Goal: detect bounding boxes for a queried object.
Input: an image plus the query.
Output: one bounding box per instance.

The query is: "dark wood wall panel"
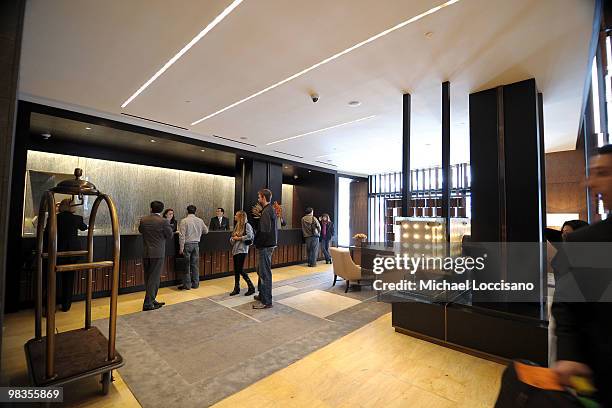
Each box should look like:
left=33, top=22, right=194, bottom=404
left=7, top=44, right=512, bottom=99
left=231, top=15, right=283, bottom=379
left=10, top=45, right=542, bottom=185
left=349, top=179, right=368, bottom=239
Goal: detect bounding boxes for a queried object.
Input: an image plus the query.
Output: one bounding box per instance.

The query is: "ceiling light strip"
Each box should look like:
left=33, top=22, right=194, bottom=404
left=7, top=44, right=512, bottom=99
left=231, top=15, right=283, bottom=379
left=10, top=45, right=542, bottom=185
left=191, top=0, right=460, bottom=125
left=121, top=0, right=244, bottom=108
left=266, top=115, right=376, bottom=145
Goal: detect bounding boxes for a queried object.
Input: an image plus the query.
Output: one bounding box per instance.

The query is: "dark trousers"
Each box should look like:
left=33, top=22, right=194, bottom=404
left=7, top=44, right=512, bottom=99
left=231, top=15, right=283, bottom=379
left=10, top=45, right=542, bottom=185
left=233, top=253, right=254, bottom=290
left=321, top=239, right=331, bottom=262
left=143, top=257, right=164, bottom=308
left=43, top=257, right=76, bottom=312
left=256, top=247, right=274, bottom=305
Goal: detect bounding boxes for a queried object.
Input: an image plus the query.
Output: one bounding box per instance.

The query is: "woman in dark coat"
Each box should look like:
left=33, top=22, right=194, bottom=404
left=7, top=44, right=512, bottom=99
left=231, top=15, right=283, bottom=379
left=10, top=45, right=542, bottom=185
left=319, top=213, right=335, bottom=264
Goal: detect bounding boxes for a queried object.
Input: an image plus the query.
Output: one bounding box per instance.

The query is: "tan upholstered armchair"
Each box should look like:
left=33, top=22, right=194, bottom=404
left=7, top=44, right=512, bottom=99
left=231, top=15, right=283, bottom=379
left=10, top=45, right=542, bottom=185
left=330, top=247, right=372, bottom=293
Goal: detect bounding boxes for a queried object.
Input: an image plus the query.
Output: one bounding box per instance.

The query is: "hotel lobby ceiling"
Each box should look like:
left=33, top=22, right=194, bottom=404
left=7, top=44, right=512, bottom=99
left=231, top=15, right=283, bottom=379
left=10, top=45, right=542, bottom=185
left=18, top=0, right=594, bottom=175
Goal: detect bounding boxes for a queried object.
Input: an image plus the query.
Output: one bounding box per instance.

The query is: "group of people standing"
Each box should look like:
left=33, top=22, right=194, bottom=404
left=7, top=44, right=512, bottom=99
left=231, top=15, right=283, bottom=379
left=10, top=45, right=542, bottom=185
left=301, top=208, right=335, bottom=267
left=138, top=188, right=280, bottom=311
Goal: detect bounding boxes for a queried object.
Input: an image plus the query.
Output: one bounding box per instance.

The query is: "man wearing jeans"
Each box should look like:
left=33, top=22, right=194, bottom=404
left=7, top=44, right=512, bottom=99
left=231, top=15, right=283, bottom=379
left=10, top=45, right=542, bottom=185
left=253, top=189, right=277, bottom=309
left=301, top=207, right=321, bottom=267
left=178, top=205, right=208, bottom=290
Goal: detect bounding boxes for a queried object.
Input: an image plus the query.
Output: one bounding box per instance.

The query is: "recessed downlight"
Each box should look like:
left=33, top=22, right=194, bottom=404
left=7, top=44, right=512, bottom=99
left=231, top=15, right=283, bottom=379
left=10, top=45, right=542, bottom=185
left=191, top=0, right=461, bottom=125
left=200, top=149, right=206, bottom=152
left=120, top=0, right=244, bottom=108
left=85, top=127, right=92, bottom=130
left=150, top=139, right=157, bottom=143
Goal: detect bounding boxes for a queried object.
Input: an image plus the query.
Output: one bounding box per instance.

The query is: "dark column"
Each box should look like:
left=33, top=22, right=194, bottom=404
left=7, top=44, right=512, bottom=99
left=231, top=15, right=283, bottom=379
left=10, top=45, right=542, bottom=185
left=267, top=162, right=282, bottom=205
left=470, top=78, right=546, bottom=315
left=441, top=82, right=451, bottom=243
left=401, top=93, right=411, bottom=217
left=0, top=0, right=25, bottom=349
left=235, top=158, right=283, bottom=220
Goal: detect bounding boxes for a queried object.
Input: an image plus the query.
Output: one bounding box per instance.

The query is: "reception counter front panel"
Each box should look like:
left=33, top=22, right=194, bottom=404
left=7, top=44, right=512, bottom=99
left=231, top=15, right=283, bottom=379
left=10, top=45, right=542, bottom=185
left=18, top=229, right=310, bottom=305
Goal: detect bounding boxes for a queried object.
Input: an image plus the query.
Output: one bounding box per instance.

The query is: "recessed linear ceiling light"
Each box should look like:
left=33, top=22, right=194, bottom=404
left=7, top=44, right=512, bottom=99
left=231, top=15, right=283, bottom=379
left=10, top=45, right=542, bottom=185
left=191, top=0, right=460, bottom=125
left=266, top=115, right=376, bottom=146
left=120, top=0, right=244, bottom=108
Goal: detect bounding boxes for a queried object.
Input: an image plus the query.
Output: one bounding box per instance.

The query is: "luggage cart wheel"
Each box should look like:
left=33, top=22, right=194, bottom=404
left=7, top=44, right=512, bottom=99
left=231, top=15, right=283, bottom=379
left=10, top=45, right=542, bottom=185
left=101, top=371, right=111, bottom=395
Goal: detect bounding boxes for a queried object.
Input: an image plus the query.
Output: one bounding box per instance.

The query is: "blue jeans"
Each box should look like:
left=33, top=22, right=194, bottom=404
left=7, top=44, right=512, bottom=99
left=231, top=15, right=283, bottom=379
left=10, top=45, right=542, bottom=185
left=305, top=237, right=319, bottom=266
left=183, top=242, right=200, bottom=288
left=257, top=247, right=274, bottom=305
left=321, top=238, right=331, bottom=262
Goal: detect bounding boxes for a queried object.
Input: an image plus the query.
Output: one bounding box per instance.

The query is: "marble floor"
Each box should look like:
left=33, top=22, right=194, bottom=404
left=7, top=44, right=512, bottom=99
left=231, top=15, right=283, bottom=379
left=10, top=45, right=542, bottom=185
left=1, top=261, right=505, bottom=407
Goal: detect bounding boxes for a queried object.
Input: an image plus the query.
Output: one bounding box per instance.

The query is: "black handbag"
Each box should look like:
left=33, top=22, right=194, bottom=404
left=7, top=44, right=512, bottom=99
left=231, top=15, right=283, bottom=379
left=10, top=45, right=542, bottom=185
left=494, top=361, right=587, bottom=408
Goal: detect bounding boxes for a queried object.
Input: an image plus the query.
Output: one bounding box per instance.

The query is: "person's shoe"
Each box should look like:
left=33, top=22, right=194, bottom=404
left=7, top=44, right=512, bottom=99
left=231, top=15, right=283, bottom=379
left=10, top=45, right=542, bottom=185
left=61, top=304, right=72, bottom=312
left=252, top=303, right=272, bottom=309
left=253, top=294, right=261, bottom=301
left=229, top=288, right=240, bottom=296
left=142, top=304, right=162, bottom=311
left=154, top=301, right=165, bottom=306
left=244, top=288, right=255, bottom=296
left=177, top=285, right=191, bottom=290
left=191, top=284, right=199, bottom=289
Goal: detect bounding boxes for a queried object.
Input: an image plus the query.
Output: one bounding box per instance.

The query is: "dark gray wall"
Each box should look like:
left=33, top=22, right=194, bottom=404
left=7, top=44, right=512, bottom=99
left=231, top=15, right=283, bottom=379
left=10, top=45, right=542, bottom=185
left=0, top=0, right=25, bottom=366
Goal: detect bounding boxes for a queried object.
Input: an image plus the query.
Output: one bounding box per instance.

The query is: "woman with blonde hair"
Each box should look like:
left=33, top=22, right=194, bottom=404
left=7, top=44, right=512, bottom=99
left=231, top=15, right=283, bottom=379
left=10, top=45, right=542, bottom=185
left=229, top=210, right=255, bottom=296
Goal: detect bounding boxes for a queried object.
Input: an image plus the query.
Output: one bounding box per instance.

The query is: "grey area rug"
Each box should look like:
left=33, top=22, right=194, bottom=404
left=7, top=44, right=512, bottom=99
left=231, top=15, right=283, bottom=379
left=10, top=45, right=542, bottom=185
left=94, top=272, right=389, bottom=408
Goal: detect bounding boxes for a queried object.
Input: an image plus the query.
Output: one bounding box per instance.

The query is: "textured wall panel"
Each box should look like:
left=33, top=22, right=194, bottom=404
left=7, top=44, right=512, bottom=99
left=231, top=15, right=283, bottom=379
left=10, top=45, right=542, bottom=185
left=281, top=184, right=294, bottom=228
left=24, top=151, right=234, bottom=235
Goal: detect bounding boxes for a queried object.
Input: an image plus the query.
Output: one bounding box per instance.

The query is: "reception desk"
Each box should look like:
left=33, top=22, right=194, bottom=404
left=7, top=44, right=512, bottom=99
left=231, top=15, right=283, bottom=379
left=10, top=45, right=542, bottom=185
left=18, top=229, right=310, bottom=306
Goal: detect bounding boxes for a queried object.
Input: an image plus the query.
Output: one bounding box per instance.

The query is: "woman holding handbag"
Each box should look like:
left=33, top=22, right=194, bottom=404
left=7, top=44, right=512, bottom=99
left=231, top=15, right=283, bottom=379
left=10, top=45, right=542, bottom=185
left=229, top=210, right=256, bottom=296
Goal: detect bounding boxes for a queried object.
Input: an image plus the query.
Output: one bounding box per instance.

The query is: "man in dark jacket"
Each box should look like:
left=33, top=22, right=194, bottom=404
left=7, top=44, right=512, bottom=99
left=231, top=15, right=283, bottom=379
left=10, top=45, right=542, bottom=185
left=139, top=200, right=173, bottom=311
left=253, top=189, right=277, bottom=309
left=209, top=207, right=230, bottom=231
left=552, top=145, right=612, bottom=406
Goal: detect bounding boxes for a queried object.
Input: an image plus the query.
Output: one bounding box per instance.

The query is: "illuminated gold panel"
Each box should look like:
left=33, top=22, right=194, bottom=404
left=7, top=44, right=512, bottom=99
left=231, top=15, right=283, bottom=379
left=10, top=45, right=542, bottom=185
left=24, top=151, right=234, bottom=236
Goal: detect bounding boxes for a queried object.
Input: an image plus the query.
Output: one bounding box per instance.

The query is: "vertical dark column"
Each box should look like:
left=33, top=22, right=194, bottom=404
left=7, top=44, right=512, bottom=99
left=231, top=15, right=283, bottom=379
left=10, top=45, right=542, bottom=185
left=401, top=93, right=411, bottom=217
left=470, top=88, right=501, bottom=242
left=0, top=0, right=25, bottom=344
left=441, top=82, right=451, bottom=243
left=234, top=158, right=245, bottom=210
left=267, top=162, right=282, bottom=205
left=503, top=79, right=542, bottom=243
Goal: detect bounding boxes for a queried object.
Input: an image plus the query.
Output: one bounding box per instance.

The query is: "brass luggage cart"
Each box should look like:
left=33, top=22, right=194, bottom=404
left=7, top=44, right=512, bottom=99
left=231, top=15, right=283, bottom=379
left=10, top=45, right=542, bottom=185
left=24, top=168, right=124, bottom=395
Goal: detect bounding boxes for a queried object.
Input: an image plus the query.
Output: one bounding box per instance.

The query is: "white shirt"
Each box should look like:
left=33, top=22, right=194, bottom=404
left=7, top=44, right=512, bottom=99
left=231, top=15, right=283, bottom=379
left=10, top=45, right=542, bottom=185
left=179, top=214, right=209, bottom=251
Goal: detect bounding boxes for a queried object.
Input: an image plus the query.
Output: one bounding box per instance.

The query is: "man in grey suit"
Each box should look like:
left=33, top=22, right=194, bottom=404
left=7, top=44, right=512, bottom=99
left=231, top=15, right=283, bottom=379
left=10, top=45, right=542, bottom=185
left=138, top=200, right=173, bottom=311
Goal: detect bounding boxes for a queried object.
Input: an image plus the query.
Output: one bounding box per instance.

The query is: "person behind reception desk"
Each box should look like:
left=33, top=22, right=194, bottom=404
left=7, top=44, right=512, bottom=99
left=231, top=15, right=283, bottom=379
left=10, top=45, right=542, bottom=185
left=552, top=144, right=612, bottom=407
left=178, top=205, right=208, bottom=290
left=319, top=213, right=335, bottom=264
left=253, top=188, right=277, bottom=309
left=49, top=198, right=88, bottom=312
left=139, top=200, right=173, bottom=311
left=229, top=210, right=255, bottom=296
left=163, top=208, right=178, bottom=232
left=301, top=207, right=321, bottom=267
left=209, top=207, right=230, bottom=231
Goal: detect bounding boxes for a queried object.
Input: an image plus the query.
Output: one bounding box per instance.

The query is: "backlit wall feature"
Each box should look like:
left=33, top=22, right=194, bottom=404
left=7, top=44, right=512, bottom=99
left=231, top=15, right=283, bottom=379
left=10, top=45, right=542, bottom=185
left=23, top=151, right=234, bottom=236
